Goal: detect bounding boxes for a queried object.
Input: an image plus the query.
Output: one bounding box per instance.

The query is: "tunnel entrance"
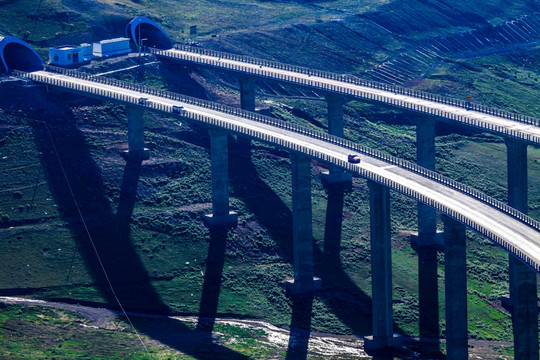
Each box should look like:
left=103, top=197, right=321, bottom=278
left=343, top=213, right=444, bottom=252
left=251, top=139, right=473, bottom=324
left=0, top=36, right=44, bottom=73
left=126, top=17, right=173, bottom=51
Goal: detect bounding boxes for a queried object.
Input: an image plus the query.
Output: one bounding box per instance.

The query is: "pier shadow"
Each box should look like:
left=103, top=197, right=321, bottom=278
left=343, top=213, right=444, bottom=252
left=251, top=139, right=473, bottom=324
left=196, top=226, right=229, bottom=333
left=30, top=109, right=248, bottom=359
left=318, top=180, right=374, bottom=334
left=230, top=138, right=293, bottom=259
left=285, top=293, right=314, bottom=360
left=32, top=115, right=168, bottom=313
left=229, top=140, right=428, bottom=358
left=314, top=245, right=374, bottom=335
left=116, top=158, right=143, bottom=221
left=229, top=139, right=372, bottom=335
left=323, top=181, right=347, bottom=262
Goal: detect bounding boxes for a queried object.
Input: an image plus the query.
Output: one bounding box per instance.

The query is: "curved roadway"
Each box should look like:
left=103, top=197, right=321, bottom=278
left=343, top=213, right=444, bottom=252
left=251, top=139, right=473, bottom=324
left=151, top=47, right=540, bottom=145
left=17, top=69, right=540, bottom=273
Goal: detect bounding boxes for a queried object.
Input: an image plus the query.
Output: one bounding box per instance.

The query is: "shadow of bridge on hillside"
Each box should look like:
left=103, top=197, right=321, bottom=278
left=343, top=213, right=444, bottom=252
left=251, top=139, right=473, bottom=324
left=229, top=139, right=388, bottom=358
left=31, top=110, right=249, bottom=359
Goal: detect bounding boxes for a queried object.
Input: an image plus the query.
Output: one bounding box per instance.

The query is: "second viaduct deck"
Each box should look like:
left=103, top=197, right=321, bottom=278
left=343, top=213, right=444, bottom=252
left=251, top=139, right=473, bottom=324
left=151, top=46, right=540, bottom=145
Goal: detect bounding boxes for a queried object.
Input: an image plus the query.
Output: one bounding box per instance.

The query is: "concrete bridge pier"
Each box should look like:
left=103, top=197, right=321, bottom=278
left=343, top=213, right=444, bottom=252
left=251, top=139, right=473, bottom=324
left=505, top=138, right=538, bottom=360
left=237, top=76, right=256, bottom=154
left=442, top=215, right=467, bottom=360
left=322, top=94, right=351, bottom=262
left=365, top=181, right=400, bottom=351
left=412, top=116, right=441, bottom=345
left=321, top=94, right=352, bottom=184
left=240, top=76, right=256, bottom=111
left=124, top=105, right=149, bottom=161
left=204, top=129, right=238, bottom=227
left=287, top=153, right=320, bottom=295
left=323, top=182, right=346, bottom=263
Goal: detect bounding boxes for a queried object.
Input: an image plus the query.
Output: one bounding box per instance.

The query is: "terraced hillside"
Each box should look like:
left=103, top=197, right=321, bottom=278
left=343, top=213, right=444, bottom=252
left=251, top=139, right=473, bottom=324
left=0, top=0, right=539, bottom=358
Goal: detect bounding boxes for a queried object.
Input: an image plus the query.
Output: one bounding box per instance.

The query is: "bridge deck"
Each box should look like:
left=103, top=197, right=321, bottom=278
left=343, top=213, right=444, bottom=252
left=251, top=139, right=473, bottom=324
left=23, top=69, right=540, bottom=272
left=153, top=47, right=540, bottom=145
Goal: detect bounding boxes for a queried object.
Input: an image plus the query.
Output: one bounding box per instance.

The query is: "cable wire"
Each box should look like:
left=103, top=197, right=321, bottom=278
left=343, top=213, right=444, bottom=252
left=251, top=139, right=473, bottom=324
left=44, top=122, right=152, bottom=358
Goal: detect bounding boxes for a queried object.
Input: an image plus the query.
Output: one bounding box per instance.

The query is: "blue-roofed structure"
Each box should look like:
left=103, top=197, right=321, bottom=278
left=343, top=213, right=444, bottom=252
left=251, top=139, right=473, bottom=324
left=0, top=35, right=44, bottom=73
left=126, top=17, right=173, bottom=51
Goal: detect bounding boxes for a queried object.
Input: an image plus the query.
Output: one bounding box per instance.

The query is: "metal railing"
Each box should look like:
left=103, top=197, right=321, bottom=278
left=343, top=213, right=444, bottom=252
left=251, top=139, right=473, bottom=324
left=12, top=67, right=540, bottom=272
left=15, top=66, right=540, bottom=232
left=150, top=46, right=540, bottom=141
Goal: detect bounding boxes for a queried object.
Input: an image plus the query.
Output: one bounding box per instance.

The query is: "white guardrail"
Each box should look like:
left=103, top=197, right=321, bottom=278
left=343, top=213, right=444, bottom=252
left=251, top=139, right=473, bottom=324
left=150, top=45, right=540, bottom=144
left=12, top=66, right=540, bottom=272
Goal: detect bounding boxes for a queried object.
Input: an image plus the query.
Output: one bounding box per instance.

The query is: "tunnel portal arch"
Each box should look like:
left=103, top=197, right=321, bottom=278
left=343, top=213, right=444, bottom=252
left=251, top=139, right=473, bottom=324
left=126, top=17, right=173, bottom=51
left=0, top=36, right=44, bottom=73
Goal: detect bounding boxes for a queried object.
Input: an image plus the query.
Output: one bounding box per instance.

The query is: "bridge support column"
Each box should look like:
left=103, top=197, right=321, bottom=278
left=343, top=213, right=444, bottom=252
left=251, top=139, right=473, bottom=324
left=413, top=116, right=441, bottom=345
left=365, top=181, right=400, bottom=351
left=322, top=94, right=350, bottom=262
left=240, top=76, right=256, bottom=111
left=442, top=215, right=467, bottom=360
left=323, top=182, right=346, bottom=263
left=124, top=106, right=149, bottom=161
left=505, top=138, right=538, bottom=360
left=287, top=153, right=320, bottom=295
left=321, top=94, right=352, bottom=184
left=204, top=129, right=238, bottom=227
left=237, top=76, right=256, bottom=154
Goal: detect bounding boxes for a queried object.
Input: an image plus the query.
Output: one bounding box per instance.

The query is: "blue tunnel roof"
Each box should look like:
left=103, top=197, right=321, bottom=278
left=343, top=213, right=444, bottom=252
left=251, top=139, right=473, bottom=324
left=0, top=36, right=44, bottom=73
left=126, top=17, right=173, bottom=50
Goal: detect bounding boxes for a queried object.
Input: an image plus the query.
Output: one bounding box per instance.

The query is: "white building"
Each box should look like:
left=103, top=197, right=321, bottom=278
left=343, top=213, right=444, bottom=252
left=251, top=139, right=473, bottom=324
left=92, top=38, right=131, bottom=57
left=49, top=43, right=93, bottom=66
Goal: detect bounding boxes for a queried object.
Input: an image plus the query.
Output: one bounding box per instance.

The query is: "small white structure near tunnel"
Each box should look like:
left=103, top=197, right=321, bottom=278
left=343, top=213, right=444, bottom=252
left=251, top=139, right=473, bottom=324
left=92, top=38, right=131, bottom=58
left=49, top=37, right=131, bottom=66
left=49, top=43, right=93, bottom=66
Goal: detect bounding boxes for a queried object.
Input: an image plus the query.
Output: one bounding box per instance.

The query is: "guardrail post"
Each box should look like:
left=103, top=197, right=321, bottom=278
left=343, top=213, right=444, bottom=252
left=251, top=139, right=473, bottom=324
left=286, top=153, right=321, bottom=295
left=504, top=138, right=538, bottom=360
left=442, top=215, right=467, bottom=360
left=123, top=105, right=149, bottom=161
left=204, top=129, right=238, bottom=227
left=412, top=116, right=442, bottom=348
left=365, top=181, right=401, bottom=351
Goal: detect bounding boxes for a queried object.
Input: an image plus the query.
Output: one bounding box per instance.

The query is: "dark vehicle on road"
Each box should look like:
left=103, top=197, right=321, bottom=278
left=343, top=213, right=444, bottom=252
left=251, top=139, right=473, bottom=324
left=348, top=154, right=361, bottom=163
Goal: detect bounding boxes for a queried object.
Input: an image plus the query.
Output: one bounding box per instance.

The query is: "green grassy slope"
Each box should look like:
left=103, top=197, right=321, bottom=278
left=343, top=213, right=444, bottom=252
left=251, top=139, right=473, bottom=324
left=1, top=0, right=540, bottom=358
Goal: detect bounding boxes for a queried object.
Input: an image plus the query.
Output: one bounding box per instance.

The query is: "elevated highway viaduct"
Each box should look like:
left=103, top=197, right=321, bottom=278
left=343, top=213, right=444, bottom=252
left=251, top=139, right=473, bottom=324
left=1, top=28, right=539, bottom=358
left=10, top=65, right=540, bottom=359
left=149, top=46, right=540, bottom=360
left=123, top=19, right=540, bottom=357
